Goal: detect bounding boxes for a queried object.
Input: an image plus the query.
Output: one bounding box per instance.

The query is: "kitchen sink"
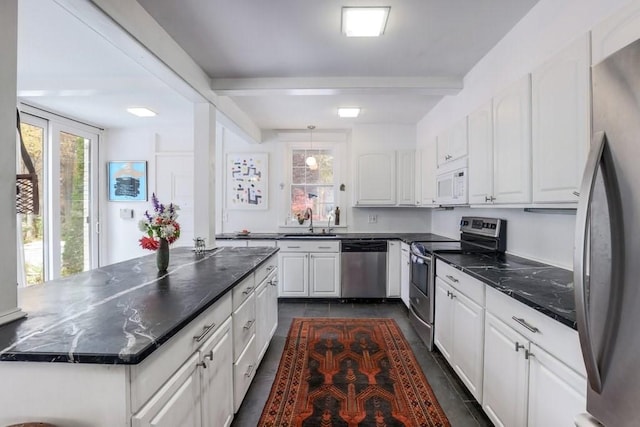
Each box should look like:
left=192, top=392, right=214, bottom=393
left=281, top=233, right=337, bottom=238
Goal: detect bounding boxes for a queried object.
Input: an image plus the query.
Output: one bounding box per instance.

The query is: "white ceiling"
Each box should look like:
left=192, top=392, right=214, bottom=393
left=17, top=0, right=193, bottom=130
left=137, top=0, right=540, bottom=130
left=16, top=0, right=539, bottom=132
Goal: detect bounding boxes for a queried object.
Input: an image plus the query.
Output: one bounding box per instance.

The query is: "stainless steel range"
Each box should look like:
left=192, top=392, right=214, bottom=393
left=409, top=217, right=507, bottom=350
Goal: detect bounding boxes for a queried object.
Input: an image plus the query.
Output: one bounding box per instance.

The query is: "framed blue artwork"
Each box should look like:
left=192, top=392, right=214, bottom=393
left=108, top=161, right=148, bottom=201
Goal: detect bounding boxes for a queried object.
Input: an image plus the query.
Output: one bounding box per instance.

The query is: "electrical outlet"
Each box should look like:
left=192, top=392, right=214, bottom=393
left=368, top=214, right=378, bottom=224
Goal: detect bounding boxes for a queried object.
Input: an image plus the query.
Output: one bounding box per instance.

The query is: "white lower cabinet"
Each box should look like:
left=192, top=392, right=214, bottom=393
left=255, top=268, right=278, bottom=361
left=133, top=318, right=235, bottom=427
left=482, top=312, right=529, bottom=427
left=482, top=286, right=586, bottom=427
left=132, top=352, right=203, bottom=427
left=278, top=240, right=340, bottom=297
left=434, top=261, right=485, bottom=402
left=201, top=319, right=234, bottom=427
left=386, top=240, right=401, bottom=297
left=400, top=243, right=410, bottom=308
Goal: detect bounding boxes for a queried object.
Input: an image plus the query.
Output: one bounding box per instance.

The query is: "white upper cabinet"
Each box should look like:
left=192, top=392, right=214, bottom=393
left=354, top=152, right=396, bottom=206
left=532, top=34, right=590, bottom=203
left=492, top=75, right=532, bottom=204
left=397, top=149, right=418, bottom=205
left=437, top=118, right=468, bottom=166
left=420, top=137, right=438, bottom=206
left=468, top=101, right=494, bottom=204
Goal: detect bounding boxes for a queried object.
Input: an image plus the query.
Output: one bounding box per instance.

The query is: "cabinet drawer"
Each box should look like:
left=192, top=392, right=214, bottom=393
left=129, top=292, right=232, bottom=412
left=436, top=259, right=485, bottom=305
left=255, top=256, right=278, bottom=285
left=232, top=274, right=256, bottom=311
left=233, top=334, right=257, bottom=412
left=277, top=240, right=339, bottom=252
left=486, top=286, right=585, bottom=376
left=233, top=293, right=256, bottom=360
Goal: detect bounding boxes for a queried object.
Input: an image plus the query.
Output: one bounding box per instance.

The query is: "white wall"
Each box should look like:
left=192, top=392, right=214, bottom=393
left=418, top=0, right=634, bottom=269
left=103, top=124, right=193, bottom=265
left=215, top=122, right=431, bottom=234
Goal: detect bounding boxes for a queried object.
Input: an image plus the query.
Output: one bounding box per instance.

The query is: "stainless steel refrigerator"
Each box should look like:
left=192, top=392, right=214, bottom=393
left=574, top=37, right=640, bottom=427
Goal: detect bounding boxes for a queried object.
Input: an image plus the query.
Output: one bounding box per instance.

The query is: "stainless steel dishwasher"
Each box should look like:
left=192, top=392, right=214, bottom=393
left=340, top=240, right=387, bottom=298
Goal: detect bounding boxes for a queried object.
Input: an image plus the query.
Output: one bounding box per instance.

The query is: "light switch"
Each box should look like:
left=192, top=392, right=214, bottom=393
left=120, top=208, right=134, bottom=219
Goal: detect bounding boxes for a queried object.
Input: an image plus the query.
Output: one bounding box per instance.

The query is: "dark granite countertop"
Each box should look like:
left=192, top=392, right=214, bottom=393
left=0, top=247, right=278, bottom=364
left=435, top=252, right=576, bottom=329
left=216, top=232, right=456, bottom=244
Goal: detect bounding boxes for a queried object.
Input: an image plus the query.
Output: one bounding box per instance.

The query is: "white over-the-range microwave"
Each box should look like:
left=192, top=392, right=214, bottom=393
left=435, top=158, right=468, bottom=205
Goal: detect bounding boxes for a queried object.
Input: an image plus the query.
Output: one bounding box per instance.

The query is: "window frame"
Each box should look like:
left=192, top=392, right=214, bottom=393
left=286, top=141, right=343, bottom=226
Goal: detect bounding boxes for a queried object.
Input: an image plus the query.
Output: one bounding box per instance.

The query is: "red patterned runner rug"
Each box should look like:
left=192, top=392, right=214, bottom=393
left=258, top=318, right=450, bottom=427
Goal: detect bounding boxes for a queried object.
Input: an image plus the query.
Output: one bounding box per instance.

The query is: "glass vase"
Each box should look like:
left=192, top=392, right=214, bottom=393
left=156, top=238, right=170, bottom=272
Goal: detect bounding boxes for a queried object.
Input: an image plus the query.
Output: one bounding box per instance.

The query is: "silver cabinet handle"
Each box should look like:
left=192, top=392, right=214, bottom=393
left=204, top=350, right=214, bottom=360
left=574, top=131, right=612, bottom=394
left=269, top=278, right=279, bottom=287
left=244, top=364, right=255, bottom=377
left=317, top=246, right=332, bottom=249
left=511, top=316, right=539, bottom=333
left=490, top=196, right=496, bottom=201
left=266, top=265, right=275, bottom=272
left=242, top=286, right=255, bottom=295
left=515, top=342, right=525, bottom=352
left=197, top=361, right=207, bottom=369
left=446, top=290, right=451, bottom=298
left=445, top=274, right=459, bottom=283
left=573, top=191, right=580, bottom=197
left=193, top=323, right=216, bottom=342
left=287, top=246, right=301, bottom=249
left=525, top=349, right=533, bottom=360
left=243, top=319, right=255, bottom=330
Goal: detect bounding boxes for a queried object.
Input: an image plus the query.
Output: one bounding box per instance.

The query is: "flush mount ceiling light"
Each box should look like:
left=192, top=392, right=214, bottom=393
left=306, top=125, right=318, bottom=170
left=338, top=107, right=361, bottom=118
left=127, top=107, right=157, bottom=117
left=341, top=7, right=390, bottom=37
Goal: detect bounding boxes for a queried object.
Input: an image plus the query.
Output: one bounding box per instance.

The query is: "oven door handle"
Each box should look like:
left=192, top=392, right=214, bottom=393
left=410, top=247, right=432, bottom=261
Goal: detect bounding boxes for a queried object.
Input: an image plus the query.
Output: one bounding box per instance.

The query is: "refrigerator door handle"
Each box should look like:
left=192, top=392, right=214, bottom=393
left=574, top=131, right=606, bottom=393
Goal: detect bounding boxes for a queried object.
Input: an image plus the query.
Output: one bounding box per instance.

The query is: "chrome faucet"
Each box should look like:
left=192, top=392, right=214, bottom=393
left=305, top=207, right=314, bottom=233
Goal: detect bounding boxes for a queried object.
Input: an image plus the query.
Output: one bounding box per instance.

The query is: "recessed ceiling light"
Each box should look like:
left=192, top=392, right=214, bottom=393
left=127, top=107, right=157, bottom=117
left=338, top=107, right=361, bottom=118
left=341, top=7, right=390, bottom=37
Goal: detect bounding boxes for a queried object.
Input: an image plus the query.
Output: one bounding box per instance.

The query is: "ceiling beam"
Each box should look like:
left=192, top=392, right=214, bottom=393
left=210, top=76, right=463, bottom=96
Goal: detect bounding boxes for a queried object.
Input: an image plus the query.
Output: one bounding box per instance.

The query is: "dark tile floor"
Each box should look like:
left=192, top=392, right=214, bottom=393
left=231, top=300, right=494, bottom=427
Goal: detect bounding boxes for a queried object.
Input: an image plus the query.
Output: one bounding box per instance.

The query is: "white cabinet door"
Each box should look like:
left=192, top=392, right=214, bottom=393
left=386, top=241, right=401, bottom=297
left=532, top=34, right=589, bottom=203
left=400, top=243, right=411, bottom=308
left=278, top=252, right=308, bottom=297
left=201, top=319, right=234, bottom=427
left=434, top=278, right=454, bottom=363
left=482, top=313, right=529, bottom=427
left=420, top=137, right=438, bottom=206
left=132, top=353, right=202, bottom=427
left=255, top=281, right=270, bottom=361
left=468, top=101, right=494, bottom=204
left=437, top=119, right=468, bottom=166
left=309, top=253, right=340, bottom=297
left=355, top=152, right=396, bottom=205
left=527, top=343, right=586, bottom=427
left=449, top=118, right=469, bottom=161
left=397, top=150, right=417, bottom=205
left=267, top=272, right=279, bottom=339
left=452, top=290, right=485, bottom=402
left=493, top=75, right=532, bottom=204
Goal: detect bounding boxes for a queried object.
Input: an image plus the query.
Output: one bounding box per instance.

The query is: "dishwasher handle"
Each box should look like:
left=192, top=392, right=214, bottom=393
left=341, top=240, right=388, bottom=253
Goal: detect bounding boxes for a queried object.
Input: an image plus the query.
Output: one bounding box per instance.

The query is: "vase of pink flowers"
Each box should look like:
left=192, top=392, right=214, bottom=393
left=139, top=193, right=181, bottom=272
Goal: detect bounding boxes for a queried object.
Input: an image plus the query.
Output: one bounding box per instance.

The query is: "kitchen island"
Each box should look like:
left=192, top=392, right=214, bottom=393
left=0, top=246, right=279, bottom=427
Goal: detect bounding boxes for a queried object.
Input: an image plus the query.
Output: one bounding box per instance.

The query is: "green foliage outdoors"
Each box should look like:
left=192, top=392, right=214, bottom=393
left=61, top=136, right=86, bottom=277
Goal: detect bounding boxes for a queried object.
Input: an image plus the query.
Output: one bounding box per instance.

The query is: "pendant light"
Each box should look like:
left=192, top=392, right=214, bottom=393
left=305, top=125, right=318, bottom=170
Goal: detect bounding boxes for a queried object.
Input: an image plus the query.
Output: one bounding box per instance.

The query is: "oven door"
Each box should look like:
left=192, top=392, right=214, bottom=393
left=410, top=246, right=430, bottom=296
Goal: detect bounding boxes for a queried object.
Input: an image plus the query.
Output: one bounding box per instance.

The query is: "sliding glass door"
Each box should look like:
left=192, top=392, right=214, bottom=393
left=19, top=111, right=100, bottom=285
